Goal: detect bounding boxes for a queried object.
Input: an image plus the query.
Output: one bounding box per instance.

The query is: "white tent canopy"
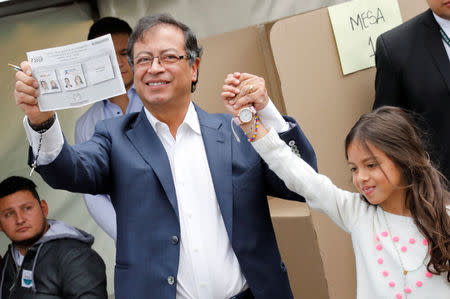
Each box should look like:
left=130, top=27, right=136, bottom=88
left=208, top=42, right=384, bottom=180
left=97, top=0, right=349, bottom=38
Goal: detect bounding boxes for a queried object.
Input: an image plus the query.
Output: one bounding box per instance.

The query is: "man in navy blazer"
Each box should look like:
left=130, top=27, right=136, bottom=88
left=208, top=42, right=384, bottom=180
left=14, top=14, right=317, bottom=299
left=373, top=1, right=450, bottom=180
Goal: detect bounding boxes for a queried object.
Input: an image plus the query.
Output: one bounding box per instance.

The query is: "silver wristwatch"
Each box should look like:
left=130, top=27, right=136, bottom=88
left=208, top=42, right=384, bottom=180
left=237, top=106, right=256, bottom=124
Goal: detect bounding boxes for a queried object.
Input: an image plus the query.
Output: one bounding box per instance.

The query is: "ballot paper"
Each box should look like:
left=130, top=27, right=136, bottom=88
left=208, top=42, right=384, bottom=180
left=27, top=34, right=126, bottom=111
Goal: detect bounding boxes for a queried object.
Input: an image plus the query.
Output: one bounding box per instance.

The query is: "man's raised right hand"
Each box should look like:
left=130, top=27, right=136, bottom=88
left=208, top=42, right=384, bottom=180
left=14, top=61, right=54, bottom=125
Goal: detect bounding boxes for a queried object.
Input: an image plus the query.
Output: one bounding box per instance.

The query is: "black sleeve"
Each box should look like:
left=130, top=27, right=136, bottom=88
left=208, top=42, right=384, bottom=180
left=373, top=34, right=404, bottom=110
left=60, top=245, right=108, bottom=299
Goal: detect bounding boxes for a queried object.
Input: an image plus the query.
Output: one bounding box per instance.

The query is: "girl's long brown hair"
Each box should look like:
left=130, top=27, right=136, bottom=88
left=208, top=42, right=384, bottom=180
left=345, top=106, right=450, bottom=281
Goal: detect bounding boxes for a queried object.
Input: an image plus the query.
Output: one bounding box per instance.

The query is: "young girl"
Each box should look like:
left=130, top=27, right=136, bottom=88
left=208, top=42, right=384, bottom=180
left=260, top=106, right=449, bottom=298
left=222, top=76, right=449, bottom=298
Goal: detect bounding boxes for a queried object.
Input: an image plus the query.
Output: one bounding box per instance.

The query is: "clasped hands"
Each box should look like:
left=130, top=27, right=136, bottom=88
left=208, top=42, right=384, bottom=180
left=221, top=72, right=268, bottom=113
left=221, top=72, right=268, bottom=140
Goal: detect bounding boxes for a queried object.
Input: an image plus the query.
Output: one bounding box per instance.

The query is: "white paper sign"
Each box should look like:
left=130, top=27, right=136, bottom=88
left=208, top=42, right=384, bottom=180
left=27, top=34, right=126, bottom=111
left=328, top=0, right=403, bottom=75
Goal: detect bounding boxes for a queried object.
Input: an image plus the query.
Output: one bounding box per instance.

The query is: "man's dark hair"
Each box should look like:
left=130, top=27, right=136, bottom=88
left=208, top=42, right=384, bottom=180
left=0, top=176, right=40, bottom=202
left=127, top=14, right=203, bottom=92
left=88, top=17, right=132, bottom=40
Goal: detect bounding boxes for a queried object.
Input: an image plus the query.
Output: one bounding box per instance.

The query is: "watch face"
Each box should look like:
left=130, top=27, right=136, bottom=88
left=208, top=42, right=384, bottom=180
left=239, top=108, right=253, bottom=123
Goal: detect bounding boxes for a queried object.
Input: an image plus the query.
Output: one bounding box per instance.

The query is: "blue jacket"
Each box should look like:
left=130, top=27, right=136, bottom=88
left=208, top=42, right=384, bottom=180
left=34, top=105, right=317, bottom=299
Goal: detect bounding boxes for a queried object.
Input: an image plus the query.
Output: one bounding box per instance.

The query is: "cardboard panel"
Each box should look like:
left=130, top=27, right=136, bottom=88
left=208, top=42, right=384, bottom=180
left=270, top=0, right=428, bottom=298
left=270, top=199, right=329, bottom=299
left=195, top=25, right=284, bottom=114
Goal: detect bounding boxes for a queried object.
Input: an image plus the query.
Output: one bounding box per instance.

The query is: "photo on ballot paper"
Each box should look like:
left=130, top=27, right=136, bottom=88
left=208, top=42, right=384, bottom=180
left=35, top=69, right=61, bottom=94
left=57, top=63, right=87, bottom=91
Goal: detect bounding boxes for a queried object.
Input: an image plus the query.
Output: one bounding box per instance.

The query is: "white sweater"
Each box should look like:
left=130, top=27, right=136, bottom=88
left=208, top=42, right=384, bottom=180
left=253, top=128, right=450, bottom=299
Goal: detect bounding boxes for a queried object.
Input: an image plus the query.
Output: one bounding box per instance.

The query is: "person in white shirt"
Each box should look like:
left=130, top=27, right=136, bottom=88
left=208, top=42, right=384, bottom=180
left=13, top=14, right=317, bottom=299
left=74, top=17, right=143, bottom=240
left=222, top=76, right=450, bottom=298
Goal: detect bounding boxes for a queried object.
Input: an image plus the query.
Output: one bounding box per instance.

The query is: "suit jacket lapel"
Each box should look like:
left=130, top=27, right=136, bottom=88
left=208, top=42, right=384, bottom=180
left=125, top=109, right=179, bottom=218
left=196, top=105, right=233, bottom=239
left=422, top=9, right=450, bottom=93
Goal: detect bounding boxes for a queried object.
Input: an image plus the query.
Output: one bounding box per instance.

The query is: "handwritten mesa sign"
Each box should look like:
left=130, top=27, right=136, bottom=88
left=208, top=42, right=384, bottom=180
left=328, top=0, right=403, bottom=75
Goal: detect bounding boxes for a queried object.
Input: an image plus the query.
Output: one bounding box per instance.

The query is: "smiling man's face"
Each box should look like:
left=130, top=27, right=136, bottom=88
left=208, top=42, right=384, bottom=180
left=133, top=24, right=199, bottom=112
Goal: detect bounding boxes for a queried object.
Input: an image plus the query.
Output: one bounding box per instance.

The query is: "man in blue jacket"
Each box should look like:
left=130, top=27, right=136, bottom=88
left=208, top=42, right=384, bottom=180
left=13, top=14, right=317, bottom=299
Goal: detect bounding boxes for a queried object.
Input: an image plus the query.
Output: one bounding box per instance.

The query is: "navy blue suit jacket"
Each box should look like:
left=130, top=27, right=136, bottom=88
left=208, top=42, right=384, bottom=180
left=34, top=104, right=317, bottom=299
